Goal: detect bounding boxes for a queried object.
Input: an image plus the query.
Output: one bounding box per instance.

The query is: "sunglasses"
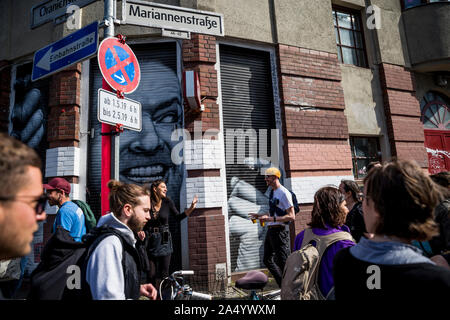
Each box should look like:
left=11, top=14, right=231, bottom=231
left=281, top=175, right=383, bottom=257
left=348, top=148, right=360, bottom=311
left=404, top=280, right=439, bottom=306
left=0, top=194, right=47, bottom=215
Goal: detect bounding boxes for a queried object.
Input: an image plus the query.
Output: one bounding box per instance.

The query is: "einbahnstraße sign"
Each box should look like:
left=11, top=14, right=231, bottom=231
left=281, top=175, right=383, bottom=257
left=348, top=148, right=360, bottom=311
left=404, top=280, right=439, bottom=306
left=122, top=0, right=224, bottom=37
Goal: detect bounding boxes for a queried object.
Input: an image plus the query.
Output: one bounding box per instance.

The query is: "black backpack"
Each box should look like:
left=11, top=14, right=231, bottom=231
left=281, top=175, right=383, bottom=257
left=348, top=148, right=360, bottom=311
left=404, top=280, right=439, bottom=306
left=28, top=226, right=128, bottom=300
left=269, top=188, right=300, bottom=217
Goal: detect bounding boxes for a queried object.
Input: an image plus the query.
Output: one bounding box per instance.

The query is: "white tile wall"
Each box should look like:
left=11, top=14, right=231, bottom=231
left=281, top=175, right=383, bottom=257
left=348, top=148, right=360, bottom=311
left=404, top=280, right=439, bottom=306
left=45, top=147, right=81, bottom=178
left=184, top=139, right=223, bottom=170
left=186, top=176, right=224, bottom=209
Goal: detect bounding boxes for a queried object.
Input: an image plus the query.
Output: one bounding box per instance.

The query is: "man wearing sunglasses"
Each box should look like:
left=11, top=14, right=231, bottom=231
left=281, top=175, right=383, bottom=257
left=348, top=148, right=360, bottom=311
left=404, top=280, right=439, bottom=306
left=0, top=133, right=47, bottom=263
left=44, top=178, right=86, bottom=242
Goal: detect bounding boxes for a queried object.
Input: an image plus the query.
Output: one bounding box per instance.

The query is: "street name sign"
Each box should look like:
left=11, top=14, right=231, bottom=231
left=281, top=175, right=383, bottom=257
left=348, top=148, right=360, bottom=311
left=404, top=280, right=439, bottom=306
left=122, top=0, right=224, bottom=37
left=32, top=21, right=98, bottom=82
left=31, top=0, right=97, bottom=29
left=162, top=28, right=191, bottom=40
left=97, top=37, right=141, bottom=94
left=98, top=89, right=142, bottom=132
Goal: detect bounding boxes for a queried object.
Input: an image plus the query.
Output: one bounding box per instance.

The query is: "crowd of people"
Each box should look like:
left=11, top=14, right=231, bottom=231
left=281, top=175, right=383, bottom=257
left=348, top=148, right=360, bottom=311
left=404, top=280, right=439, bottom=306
left=1, top=133, right=449, bottom=300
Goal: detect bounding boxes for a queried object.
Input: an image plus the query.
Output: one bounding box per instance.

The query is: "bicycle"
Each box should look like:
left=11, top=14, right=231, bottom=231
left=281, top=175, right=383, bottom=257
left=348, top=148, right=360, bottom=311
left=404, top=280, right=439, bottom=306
left=159, top=270, right=213, bottom=300
left=234, top=270, right=280, bottom=300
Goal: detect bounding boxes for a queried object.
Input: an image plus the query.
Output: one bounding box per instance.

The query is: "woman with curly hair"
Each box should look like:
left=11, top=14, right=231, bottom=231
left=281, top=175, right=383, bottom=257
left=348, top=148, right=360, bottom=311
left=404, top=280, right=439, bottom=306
left=293, top=186, right=355, bottom=299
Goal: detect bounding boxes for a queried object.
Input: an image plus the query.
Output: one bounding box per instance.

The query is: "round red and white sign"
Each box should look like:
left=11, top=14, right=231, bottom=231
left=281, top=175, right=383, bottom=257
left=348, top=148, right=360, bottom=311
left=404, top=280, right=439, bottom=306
left=98, top=37, right=141, bottom=94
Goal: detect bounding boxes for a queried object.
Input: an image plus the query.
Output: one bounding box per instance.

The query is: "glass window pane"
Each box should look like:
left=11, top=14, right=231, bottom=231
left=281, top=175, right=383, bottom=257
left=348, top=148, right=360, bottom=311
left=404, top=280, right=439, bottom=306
left=339, top=29, right=356, bottom=47
left=352, top=16, right=361, bottom=31
left=335, top=27, right=340, bottom=43
left=337, top=47, right=343, bottom=63
left=355, top=32, right=364, bottom=49
left=353, top=137, right=379, bottom=158
left=337, top=11, right=352, bottom=29
left=404, top=0, right=422, bottom=9
left=342, top=47, right=358, bottom=65
left=357, top=50, right=367, bottom=67
left=356, top=159, right=371, bottom=179
left=333, top=11, right=337, bottom=26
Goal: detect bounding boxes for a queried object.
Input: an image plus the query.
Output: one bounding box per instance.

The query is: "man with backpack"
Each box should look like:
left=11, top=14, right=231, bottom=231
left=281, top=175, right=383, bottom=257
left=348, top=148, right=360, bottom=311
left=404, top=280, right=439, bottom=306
left=29, top=180, right=157, bottom=300
left=44, top=178, right=87, bottom=242
left=250, top=167, right=296, bottom=288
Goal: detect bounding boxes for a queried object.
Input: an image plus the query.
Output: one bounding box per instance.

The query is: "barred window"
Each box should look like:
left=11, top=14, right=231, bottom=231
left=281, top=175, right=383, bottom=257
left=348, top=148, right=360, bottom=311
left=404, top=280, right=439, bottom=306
left=350, top=136, right=381, bottom=179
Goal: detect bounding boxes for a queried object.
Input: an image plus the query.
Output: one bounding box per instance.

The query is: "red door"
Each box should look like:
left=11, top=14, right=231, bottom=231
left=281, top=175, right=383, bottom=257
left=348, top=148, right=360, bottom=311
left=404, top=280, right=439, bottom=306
left=424, top=130, right=450, bottom=174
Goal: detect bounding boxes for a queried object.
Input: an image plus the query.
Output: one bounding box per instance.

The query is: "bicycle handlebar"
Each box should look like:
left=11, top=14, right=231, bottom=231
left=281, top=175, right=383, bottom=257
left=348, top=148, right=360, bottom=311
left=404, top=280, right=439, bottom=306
left=190, top=291, right=212, bottom=300
left=171, top=270, right=194, bottom=277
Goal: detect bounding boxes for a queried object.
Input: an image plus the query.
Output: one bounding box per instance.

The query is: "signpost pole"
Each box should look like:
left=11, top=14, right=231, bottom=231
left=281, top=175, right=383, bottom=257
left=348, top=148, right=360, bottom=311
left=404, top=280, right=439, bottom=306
left=101, top=0, right=116, bottom=216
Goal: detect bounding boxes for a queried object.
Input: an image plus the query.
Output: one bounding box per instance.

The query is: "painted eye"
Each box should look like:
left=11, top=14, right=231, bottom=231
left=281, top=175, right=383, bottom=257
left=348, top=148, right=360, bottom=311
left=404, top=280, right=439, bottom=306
left=157, top=113, right=177, bottom=123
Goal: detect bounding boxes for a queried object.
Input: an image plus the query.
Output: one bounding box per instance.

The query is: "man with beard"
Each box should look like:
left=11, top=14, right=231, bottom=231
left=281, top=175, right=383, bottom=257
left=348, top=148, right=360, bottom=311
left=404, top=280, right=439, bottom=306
left=44, top=177, right=86, bottom=242
left=85, top=180, right=157, bottom=300
left=0, top=134, right=47, bottom=299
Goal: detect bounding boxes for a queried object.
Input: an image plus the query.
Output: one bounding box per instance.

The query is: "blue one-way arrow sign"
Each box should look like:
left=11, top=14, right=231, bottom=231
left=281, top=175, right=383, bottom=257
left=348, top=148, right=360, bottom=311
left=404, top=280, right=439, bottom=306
left=32, top=21, right=99, bottom=82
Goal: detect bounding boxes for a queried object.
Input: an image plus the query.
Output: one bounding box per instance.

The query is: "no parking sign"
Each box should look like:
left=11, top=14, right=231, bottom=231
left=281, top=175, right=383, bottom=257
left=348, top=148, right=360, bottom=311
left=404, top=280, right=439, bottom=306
left=98, top=37, right=141, bottom=94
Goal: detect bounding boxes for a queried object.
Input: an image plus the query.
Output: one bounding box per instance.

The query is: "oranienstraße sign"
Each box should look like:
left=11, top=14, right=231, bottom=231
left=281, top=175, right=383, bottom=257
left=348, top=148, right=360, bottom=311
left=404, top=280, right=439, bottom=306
left=122, top=0, right=224, bottom=37
left=31, top=0, right=97, bottom=29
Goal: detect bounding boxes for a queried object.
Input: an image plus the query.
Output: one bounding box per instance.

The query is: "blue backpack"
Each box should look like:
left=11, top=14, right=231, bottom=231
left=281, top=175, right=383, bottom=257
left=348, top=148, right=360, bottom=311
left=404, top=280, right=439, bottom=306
left=269, top=189, right=300, bottom=217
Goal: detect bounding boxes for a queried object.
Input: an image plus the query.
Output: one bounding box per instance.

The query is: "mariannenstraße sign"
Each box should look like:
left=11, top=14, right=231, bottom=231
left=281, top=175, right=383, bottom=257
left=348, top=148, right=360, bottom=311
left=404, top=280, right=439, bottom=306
left=31, top=0, right=97, bottom=29
left=122, top=0, right=224, bottom=37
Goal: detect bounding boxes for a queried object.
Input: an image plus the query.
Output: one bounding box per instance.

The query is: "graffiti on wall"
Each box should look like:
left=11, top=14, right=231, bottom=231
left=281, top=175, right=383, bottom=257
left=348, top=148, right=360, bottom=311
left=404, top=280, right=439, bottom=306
left=9, top=65, right=49, bottom=275
left=426, top=147, right=450, bottom=174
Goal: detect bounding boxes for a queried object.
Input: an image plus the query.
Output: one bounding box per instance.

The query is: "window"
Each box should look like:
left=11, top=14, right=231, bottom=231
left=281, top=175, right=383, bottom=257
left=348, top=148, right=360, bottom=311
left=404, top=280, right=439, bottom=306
left=332, top=7, right=368, bottom=68
left=402, top=0, right=450, bottom=10
left=349, top=136, right=381, bottom=179
left=420, top=92, right=450, bottom=130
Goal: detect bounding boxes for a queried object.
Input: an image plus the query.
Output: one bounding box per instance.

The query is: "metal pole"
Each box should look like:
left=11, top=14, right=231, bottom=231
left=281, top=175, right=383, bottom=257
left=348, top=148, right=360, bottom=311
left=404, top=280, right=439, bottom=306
left=101, top=0, right=118, bottom=216
left=105, top=0, right=120, bottom=182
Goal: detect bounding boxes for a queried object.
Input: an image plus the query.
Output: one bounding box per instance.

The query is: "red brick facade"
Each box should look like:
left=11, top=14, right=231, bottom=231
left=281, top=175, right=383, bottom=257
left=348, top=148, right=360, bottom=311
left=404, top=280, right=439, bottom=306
left=277, top=44, right=353, bottom=233
left=183, top=34, right=220, bottom=133
left=47, top=63, right=82, bottom=148
left=182, top=34, right=227, bottom=284
left=379, top=63, right=428, bottom=168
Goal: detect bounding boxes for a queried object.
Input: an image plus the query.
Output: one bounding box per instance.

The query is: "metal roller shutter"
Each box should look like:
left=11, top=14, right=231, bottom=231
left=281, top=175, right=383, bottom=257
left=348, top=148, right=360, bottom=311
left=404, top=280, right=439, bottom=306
left=219, top=44, right=277, bottom=272
left=87, top=42, right=183, bottom=272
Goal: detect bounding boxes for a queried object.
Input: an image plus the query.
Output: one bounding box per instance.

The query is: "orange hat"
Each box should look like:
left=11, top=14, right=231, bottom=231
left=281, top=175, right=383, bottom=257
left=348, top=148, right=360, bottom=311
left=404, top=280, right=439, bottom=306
left=265, top=167, right=281, bottom=178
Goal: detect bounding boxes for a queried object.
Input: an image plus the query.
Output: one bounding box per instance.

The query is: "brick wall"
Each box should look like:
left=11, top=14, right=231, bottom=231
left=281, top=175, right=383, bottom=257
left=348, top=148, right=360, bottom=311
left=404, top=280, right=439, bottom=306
left=43, top=63, right=82, bottom=245
left=182, top=34, right=227, bottom=285
left=379, top=63, right=428, bottom=168
left=277, top=44, right=353, bottom=234
left=183, top=34, right=219, bottom=132
left=0, top=61, right=11, bottom=133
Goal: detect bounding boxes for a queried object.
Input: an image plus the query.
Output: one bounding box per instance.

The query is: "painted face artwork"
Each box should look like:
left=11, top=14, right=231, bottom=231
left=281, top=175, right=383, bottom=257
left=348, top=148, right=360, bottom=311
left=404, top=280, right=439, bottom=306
left=88, top=48, right=184, bottom=208
left=118, top=65, right=183, bottom=192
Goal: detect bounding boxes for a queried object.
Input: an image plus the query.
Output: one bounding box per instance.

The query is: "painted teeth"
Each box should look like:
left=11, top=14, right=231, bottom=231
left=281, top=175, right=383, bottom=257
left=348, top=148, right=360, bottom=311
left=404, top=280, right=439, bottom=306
left=126, top=176, right=163, bottom=184
left=128, top=165, right=163, bottom=176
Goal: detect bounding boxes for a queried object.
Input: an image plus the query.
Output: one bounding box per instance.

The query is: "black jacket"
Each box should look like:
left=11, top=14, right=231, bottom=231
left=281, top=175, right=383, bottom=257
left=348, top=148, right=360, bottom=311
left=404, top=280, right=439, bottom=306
left=29, top=226, right=143, bottom=300
left=345, top=202, right=366, bottom=243
left=333, top=247, right=450, bottom=300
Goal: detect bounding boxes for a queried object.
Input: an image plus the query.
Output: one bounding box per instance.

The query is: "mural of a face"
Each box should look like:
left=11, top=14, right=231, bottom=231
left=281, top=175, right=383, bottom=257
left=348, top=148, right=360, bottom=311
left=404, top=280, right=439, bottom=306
left=118, top=65, right=183, bottom=204
left=88, top=49, right=183, bottom=211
